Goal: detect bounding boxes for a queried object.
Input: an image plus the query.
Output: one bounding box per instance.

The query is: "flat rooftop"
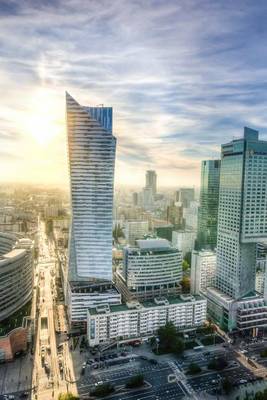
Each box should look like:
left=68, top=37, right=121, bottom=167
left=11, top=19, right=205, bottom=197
left=88, top=294, right=205, bottom=316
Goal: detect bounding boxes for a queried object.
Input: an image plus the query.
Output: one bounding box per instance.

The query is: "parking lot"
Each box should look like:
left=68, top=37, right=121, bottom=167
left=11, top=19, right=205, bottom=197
left=78, top=357, right=187, bottom=400
left=171, top=343, right=263, bottom=396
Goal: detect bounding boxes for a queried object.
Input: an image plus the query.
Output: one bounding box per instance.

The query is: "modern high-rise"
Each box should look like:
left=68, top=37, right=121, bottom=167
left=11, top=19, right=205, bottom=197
left=145, top=170, right=157, bottom=196
left=66, top=93, right=121, bottom=326
left=67, top=92, right=115, bottom=281
left=207, top=127, right=267, bottom=332
left=196, top=160, right=220, bottom=250
left=191, top=250, right=216, bottom=295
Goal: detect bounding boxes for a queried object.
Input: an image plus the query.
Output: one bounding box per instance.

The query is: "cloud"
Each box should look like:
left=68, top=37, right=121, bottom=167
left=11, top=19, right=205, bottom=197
left=1, top=0, right=267, bottom=186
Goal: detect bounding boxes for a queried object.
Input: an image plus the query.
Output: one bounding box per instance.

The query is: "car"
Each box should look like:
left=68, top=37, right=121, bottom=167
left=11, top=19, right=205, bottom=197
left=239, top=379, right=247, bottom=384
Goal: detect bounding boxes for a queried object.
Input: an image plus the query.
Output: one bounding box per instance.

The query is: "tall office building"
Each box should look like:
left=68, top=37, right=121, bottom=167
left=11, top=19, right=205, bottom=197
left=145, top=170, right=157, bottom=196
left=67, top=92, right=115, bottom=281
left=196, top=160, right=220, bottom=250
left=207, top=127, right=267, bottom=332
left=66, top=93, right=121, bottom=326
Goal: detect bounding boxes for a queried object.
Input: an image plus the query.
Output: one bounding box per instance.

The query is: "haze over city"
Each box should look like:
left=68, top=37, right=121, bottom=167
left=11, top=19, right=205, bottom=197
left=1, top=0, right=267, bottom=187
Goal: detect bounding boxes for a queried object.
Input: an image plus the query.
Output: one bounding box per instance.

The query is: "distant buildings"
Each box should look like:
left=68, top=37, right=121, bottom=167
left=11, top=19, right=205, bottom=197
left=167, top=202, right=183, bottom=228
left=206, top=127, right=267, bottom=332
left=125, top=221, right=149, bottom=246
left=66, top=93, right=121, bottom=326
left=172, top=229, right=196, bottom=258
left=115, top=239, right=182, bottom=301
left=196, top=160, right=220, bottom=250
left=87, top=295, right=207, bottom=347
left=145, top=170, right=157, bottom=196
left=175, top=188, right=194, bottom=208
left=191, top=250, right=216, bottom=295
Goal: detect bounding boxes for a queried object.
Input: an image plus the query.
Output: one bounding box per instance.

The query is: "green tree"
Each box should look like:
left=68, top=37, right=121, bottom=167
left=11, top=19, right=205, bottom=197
left=187, top=362, right=201, bottom=375
left=222, top=377, right=233, bottom=395
left=58, top=393, right=79, bottom=400
left=157, top=322, right=184, bottom=354
left=126, top=374, right=144, bottom=388
left=90, top=383, right=115, bottom=397
left=158, top=322, right=177, bottom=353
left=182, top=259, right=190, bottom=272
left=260, top=348, right=267, bottom=358
left=208, top=357, right=228, bottom=371
left=181, top=276, right=190, bottom=293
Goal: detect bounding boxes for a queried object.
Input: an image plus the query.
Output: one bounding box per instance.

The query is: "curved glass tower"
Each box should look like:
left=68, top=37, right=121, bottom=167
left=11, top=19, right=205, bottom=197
left=66, top=92, right=116, bottom=282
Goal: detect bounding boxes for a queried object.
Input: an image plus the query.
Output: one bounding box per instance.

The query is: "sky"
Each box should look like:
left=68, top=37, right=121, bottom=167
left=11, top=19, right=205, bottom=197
left=1, top=0, right=267, bottom=188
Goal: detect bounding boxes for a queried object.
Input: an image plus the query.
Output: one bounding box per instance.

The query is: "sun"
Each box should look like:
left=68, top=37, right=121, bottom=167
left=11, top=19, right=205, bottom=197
left=21, top=88, right=62, bottom=145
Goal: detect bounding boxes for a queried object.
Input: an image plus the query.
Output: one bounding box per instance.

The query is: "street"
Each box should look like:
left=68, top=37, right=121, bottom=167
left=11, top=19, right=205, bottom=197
left=31, top=220, right=77, bottom=399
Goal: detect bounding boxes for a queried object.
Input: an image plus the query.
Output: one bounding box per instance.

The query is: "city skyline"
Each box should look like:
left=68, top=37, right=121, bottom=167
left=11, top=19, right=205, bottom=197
left=1, top=1, right=267, bottom=187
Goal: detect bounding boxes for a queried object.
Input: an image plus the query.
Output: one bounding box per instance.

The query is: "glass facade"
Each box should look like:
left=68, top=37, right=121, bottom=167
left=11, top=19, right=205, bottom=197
left=216, top=127, right=267, bottom=299
left=197, top=160, right=220, bottom=250
left=66, top=93, right=116, bottom=282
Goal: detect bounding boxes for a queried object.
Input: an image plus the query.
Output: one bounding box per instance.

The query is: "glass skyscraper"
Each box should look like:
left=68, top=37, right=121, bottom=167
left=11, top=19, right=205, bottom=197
left=216, top=127, right=267, bottom=299
left=206, top=127, right=267, bottom=332
left=145, top=170, right=157, bottom=196
left=196, top=160, right=220, bottom=250
left=66, top=92, right=116, bottom=282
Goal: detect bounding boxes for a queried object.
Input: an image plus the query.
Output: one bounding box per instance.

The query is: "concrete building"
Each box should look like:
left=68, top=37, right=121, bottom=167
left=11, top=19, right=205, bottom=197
left=115, top=239, right=182, bottom=301
left=125, top=221, right=149, bottom=246
left=191, top=250, right=216, bottom=295
left=175, top=188, right=194, bottom=208
left=172, top=229, right=196, bottom=258
left=184, top=200, right=199, bottom=231
left=87, top=295, right=207, bottom=347
left=0, top=233, right=33, bottom=322
left=67, top=282, right=121, bottom=327
left=66, top=93, right=120, bottom=326
left=145, top=170, right=157, bottom=196
left=206, top=127, right=267, bottom=332
left=167, top=202, right=184, bottom=228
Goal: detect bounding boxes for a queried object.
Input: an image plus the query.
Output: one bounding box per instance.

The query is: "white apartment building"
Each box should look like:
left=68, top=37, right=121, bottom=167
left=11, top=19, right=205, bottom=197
left=125, top=221, right=149, bottom=246
left=191, top=250, right=216, bottom=295
left=87, top=295, right=207, bottom=346
left=172, top=229, right=196, bottom=257
left=67, top=282, right=121, bottom=326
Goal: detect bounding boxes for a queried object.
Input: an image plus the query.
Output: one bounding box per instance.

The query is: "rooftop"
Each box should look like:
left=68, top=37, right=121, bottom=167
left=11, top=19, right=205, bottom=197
left=88, top=294, right=205, bottom=315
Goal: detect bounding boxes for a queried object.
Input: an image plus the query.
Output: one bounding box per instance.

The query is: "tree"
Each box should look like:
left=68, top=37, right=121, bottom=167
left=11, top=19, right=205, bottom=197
left=126, top=374, right=144, bottom=388
left=182, top=259, right=190, bottom=272
left=208, top=357, right=228, bottom=371
left=90, top=383, right=115, bottom=397
left=222, top=377, right=233, bottom=395
left=184, top=252, right=191, bottom=266
left=158, top=322, right=177, bottom=353
left=157, top=322, right=184, bottom=355
left=187, top=362, right=201, bottom=375
left=260, top=348, right=267, bottom=358
left=58, top=393, right=79, bottom=400
left=181, top=276, right=190, bottom=293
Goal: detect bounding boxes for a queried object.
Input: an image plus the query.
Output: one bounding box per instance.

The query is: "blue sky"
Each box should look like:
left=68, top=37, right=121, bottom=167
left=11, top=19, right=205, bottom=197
left=1, top=0, right=267, bottom=187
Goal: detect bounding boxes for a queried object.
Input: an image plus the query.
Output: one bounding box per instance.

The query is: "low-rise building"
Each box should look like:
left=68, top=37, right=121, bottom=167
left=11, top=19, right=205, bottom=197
left=67, top=281, right=121, bottom=329
left=87, top=295, right=207, bottom=347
